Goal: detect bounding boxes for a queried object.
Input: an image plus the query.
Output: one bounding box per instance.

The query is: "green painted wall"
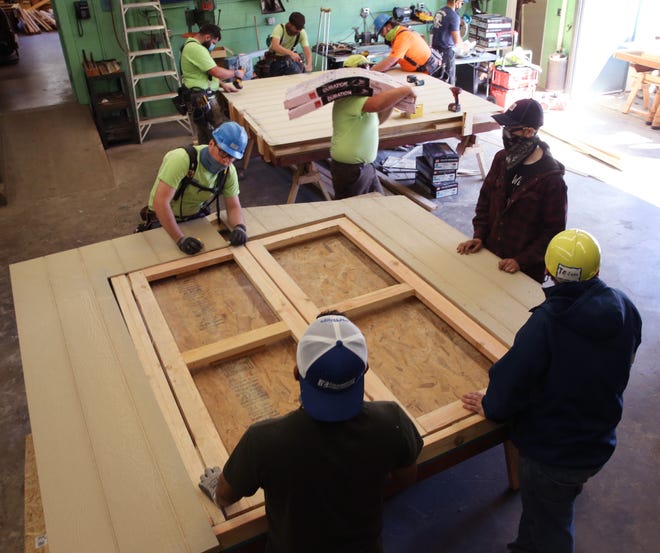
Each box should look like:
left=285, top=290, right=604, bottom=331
left=55, top=0, right=480, bottom=105
left=53, top=0, right=577, bottom=104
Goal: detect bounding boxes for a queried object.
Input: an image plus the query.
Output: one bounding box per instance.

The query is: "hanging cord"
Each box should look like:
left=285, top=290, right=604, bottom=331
left=109, top=0, right=126, bottom=53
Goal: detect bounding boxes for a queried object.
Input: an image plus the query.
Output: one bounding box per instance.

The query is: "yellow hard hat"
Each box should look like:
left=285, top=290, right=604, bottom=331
left=343, top=54, right=370, bottom=68
left=545, top=229, right=601, bottom=282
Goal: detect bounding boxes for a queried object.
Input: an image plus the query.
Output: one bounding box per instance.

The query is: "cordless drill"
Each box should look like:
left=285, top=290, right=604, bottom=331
left=448, top=86, right=462, bottom=112
left=232, top=67, right=244, bottom=89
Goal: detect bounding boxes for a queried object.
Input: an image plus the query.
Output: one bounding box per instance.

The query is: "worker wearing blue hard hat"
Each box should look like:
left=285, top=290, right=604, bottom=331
left=136, top=121, right=249, bottom=254
left=373, top=13, right=392, bottom=36
left=371, top=14, right=443, bottom=77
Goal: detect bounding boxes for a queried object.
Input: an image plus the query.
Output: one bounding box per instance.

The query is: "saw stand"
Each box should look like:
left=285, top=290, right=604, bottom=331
left=314, top=7, right=332, bottom=71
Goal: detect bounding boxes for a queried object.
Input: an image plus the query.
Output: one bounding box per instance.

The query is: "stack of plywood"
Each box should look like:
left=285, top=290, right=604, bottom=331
left=284, top=67, right=417, bottom=119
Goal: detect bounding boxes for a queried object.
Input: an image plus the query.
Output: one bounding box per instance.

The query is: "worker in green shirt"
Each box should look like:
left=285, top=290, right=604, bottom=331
left=137, top=122, right=249, bottom=255
left=267, top=12, right=313, bottom=76
left=330, top=55, right=416, bottom=199
left=180, top=24, right=245, bottom=144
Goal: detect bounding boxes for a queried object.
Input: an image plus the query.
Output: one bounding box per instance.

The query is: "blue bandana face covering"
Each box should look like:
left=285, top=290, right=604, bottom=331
left=200, top=146, right=225, bottom=174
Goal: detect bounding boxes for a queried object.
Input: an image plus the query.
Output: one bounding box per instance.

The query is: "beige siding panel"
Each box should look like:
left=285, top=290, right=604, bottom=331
left=112, top=233, right=161, bottom=274
left=215, top=210, right=270, bottom=238
left=11, top=257, right=120, bottom=553
left=81, top=242, right=225, bottom=535
left=185, top=217, right=227, bottom=251
left=42, top=248, right=215, bottom=553
left=341, top=196, right=537, bottom=345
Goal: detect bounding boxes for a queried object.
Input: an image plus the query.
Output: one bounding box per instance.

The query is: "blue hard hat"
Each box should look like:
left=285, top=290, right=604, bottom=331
left=212, top=122, right=248, bottom=159
left=373, top=14, right=392, bottom=35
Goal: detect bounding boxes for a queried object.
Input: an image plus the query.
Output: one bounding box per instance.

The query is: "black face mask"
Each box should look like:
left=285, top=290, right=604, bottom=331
left=502, top=127, right=540, bottom=169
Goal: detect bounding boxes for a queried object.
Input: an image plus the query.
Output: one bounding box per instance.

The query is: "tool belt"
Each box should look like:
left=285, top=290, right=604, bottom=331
left=182, top=87, right=215, bottom=122
left=403, top=48, right=443, bottom=76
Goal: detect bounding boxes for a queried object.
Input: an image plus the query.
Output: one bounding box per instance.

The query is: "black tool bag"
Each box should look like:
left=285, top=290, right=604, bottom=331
left=172, top=86, right=188, bottom=115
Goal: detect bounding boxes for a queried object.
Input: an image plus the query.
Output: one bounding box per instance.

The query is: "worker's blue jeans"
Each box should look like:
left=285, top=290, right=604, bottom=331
left=508, top=456, right=601, bottom=553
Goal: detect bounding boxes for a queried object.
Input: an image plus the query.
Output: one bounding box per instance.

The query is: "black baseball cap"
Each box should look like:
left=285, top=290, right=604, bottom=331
left=289, top=12, right=305, bottom=30
left=492, top=98, right=544, bottom=128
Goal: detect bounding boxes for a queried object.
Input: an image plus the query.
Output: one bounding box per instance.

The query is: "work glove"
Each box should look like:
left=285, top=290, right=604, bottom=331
left=177, top=236, right=203, bottom=255
left=198, top=466, right=221, bottom=504
left=229, top=224, right=248, bottom=246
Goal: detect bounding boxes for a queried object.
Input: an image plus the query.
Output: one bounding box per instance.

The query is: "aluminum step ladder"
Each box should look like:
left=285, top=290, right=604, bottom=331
left=119, top=0, right=191, bottom=142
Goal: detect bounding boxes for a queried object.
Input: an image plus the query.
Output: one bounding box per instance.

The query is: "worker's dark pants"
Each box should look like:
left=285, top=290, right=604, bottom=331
left=508, top=456, right=600, bottom=553
left=269, top=56, right=304, bottom=76
left=330, top=159, right=383, bottom=199
left=438, top=47, right=456, bottom=85
left=186, top=93, right=226, bottom=145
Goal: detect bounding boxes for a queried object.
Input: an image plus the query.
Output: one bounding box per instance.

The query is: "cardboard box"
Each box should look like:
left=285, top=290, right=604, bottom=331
left=422, top=142, right=459, bottom=172
left=416, top=156, right=457, bottom=185
left=471, top=14, right=513, bottom=30
left=417, top=175, right=459, bottom=199
left=211, top=47, right=228, bottom=60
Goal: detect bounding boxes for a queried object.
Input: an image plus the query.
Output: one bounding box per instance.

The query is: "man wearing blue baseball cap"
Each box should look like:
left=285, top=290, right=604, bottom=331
left=199, top=311, right=423, bottom=553
left=457, top=98, right=568, bottom=282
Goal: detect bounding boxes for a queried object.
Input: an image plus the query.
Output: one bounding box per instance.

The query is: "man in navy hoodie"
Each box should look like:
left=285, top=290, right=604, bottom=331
left=462, top=229, right=642, bottom=553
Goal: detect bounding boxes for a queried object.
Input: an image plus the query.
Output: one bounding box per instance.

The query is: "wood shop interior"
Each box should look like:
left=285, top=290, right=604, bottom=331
left=1, top=1, right=659, bottom=553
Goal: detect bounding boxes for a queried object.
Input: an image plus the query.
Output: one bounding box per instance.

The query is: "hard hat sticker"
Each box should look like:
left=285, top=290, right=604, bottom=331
left=556, top=263, right=582, bottom=282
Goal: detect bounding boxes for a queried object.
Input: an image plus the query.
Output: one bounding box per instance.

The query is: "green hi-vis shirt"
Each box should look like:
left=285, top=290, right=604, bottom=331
left=180, top=38, right=219, bottom=91
left=269, top=24, right=309, bottom=55
left=148, top=146, right=240, bottom=218
left=330, top=96, right=379, bottom=164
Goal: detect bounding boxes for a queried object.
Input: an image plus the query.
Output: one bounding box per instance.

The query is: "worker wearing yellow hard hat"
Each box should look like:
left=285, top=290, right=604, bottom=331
left=544, top=228, right=601, bottom=282
left=462, top=227, right=642, bottom=553
left=343, top=54, right=371, bottom=68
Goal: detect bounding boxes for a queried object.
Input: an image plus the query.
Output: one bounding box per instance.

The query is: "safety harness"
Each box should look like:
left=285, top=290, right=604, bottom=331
left=173, top=144, right=228, bottom=225
left=395, top=28, right=443, bottom=76
left=135, top=145, right=228, bottom=233
left=267, top=24, right=301, bottom=50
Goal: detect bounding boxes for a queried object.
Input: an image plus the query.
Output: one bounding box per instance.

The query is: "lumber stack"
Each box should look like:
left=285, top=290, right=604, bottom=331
left=284, top=67, right=417, bottom=119
left=11, top=1, right=56, bottom=34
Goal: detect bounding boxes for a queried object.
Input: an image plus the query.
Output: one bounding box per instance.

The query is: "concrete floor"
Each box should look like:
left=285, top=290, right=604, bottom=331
left=1, top=32, right=659, bottom=553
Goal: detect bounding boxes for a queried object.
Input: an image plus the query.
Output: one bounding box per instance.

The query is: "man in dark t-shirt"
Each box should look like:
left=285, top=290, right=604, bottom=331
left=198, top=312, right=423, bottom=553
left=431, top=0, right=465, bottom=84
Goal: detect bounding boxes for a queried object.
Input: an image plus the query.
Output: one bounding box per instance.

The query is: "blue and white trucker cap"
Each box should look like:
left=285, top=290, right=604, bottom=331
left=296, top=315, right=368, bottom=422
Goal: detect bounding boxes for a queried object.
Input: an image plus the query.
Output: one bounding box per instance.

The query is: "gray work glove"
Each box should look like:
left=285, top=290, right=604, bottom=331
left=199, top=466, right=221, bottom=504
left=229, top=224, right=248, bottom=246
left=177, top=235, right=203, bottom=255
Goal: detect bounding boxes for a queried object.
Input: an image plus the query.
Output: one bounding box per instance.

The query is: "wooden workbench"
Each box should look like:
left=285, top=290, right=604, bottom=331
left=224, top=70, right=500, bottom=202
left=12, top=196, right=542, bottom=553
left=614, top=47, right=660, bottom=128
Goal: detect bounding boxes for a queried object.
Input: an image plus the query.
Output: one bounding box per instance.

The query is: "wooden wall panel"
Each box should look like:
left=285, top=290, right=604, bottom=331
left=14, top=195, right=541, bottom=553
